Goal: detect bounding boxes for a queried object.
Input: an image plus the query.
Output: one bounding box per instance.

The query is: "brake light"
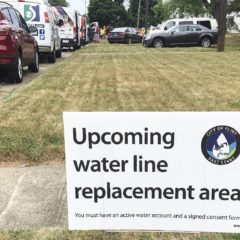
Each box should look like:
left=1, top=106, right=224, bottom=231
left=0, top=58, right=10, bottom=63
left=44, top=12, right=49, bottom=23
left=69, top=20, right=74, bottom=27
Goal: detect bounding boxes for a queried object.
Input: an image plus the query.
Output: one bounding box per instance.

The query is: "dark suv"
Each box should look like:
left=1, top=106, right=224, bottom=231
left=0, top=1, right=39, bottom=83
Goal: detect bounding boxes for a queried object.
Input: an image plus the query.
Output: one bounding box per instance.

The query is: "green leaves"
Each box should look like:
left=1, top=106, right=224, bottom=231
left=48, top=0, right=69, bottom=7
left=88, top=0, right=129, bottom=27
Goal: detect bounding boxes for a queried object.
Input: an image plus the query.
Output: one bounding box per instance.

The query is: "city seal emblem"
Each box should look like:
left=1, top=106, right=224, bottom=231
left=201, top=125, right=240, bottom=165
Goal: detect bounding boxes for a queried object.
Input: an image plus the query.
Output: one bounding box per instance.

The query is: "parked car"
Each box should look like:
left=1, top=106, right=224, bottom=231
left=7, top=0, right=62, bottom=63
left=0, top=1, right=39, bottom=83
left=158, top=18, right=218, bottom=32
left=52, top=6, right=81, bottom=50
left=143, top=24, right=218, bottom=48
left=108, top=27, right=143, bottom=44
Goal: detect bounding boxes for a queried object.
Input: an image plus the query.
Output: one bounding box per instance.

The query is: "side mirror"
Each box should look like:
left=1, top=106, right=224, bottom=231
left=29, top=25, right=38, bottom=35
left=57, top=19, right=64, bottom=27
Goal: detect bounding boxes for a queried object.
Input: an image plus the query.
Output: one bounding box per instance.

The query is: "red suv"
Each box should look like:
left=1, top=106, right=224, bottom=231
left=0, top=1, right=39, bottom=83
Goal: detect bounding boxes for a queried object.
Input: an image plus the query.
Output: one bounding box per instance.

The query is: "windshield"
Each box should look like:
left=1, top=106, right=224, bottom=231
left=112, top=27, right=127, bottom=32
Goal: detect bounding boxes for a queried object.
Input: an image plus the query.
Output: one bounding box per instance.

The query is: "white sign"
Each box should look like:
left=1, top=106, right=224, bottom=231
left=63, top=112, right=240, bottom=233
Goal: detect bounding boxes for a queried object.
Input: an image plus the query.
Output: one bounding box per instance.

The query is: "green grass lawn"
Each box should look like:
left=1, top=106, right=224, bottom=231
left=0, top=34, right=240, bottom=240
left=0, top=34, right=240, bottom=163
left=0, top=229, right=240, bottom=240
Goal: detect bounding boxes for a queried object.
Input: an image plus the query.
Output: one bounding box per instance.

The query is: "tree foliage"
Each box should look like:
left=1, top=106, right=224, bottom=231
left=48, top=0, right=68, bottom=7
left=88, top=0, right=129, bottom=27
left=229, top=0, right=240, bottom=12
left=128, top=0, right=157, bottom=27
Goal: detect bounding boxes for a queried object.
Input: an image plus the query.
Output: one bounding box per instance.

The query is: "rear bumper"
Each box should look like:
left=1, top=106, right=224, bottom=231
left=0, top=55, right=17, bottom=70
left=61, top=39, right=78, bottom=48
left=143, top=39, right=153, bottom=47
left=38, top=46, right=52, bottom=53
left=108, top=37, right=126, bottom=43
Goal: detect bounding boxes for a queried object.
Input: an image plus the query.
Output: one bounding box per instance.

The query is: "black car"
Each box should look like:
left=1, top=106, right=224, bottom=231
left=108, top=27, right=143, bottom=44
left=143, top=24, right=218, bottom=48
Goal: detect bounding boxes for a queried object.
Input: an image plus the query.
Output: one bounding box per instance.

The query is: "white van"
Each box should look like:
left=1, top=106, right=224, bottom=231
left=52, top=6, right=81, bottom=50
left=8, top=0, right=62, bottom=63
left=79, top=15, right=88, bottom=45
left=158, top=18, right=218, bottom=32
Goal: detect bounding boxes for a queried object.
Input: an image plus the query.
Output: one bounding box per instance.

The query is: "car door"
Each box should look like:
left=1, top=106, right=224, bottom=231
left=16, top=9, right=36, bottom=61
left=130, top=28, right=137, bottom=42
left=169, top=25, right=188, bottom=45
left=8, top=8, right=34, bottom=63
left=49, top=8, right=61, bottom=50
left=125, top=28, right=132, bottom=41
left=186, top=25, right=203, bottom=44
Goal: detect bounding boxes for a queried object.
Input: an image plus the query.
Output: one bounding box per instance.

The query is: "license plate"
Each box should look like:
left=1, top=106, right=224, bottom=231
left=63, top=40, right=69, bottom=43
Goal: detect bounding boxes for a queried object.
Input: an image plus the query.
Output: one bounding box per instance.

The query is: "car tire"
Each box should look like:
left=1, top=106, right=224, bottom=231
left=74, top=45, right=81, bottom=50
left=48, top=48, right=56, bottom=64
left=28, top=51, right=39, bottom=73
left=9, top=53, right=23, bottom=84
left=200, top=37, right=211, bottom=48
left=56, top=48, right=62, bottom=58
left=153, top=38, right=164, bottom=48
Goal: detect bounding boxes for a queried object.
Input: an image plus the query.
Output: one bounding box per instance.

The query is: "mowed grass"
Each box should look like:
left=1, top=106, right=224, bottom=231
left=0, top=34, right=240, bottom=162
left=0, top=34, right=240, bottom=240
left=1, top=229, right=240, bottom=240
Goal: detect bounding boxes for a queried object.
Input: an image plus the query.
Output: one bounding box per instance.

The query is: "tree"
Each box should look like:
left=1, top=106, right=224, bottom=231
left=88, top=0, right=129, bottom=27
left=201, top=0, right=228, bottom=52
left=48, top=0, right=68, bottom=7
left=153, top=0, right=208, bottom=25
left=153, top=0, right=171, bottom=23
left=229, top=0, right=240, bottom=12
left=128, top=0, right=157, bottom=27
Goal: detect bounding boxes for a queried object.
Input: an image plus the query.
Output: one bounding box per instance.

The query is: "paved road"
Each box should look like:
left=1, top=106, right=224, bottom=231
left=0, top=165, right=67, bottom=229
left=0, top=51, right=73, bottom=102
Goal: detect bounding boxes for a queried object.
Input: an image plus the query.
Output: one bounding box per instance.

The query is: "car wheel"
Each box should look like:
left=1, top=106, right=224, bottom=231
left=48, top=48, right=56, bottom=64
left=74, top=45, right=81, bottom=50
left=153, top=38, right=164, bottom=48
left=28, top=51, right=39, bottom=73
left=9, top=53, right=23, bottom=84
left=56, top=48, right=62, bottom=58
left=200, top=37, right=211, bottom=48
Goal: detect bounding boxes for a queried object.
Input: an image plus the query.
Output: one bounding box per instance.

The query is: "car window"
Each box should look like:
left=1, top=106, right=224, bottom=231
left=15, top=9, right=29, bottom=31
left=8, top=8, right=21, bottom=28
left=112, top=27, right=127, bottom=32
left=164, top=21, right=175, bottom=30
left=175, top=25, right=188, bottom=32
left=188, top=25, right=202, bottom=31
left=131, top=28, right=136, bottom=34
left=197, top=20, right=211, bottom=29
left=1, top=8, right=12, bottom=23
left=179, top=21, right=193, bottom=25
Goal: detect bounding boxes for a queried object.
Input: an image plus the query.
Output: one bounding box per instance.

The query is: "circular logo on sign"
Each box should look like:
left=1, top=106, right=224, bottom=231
left=25, top=10, right=33, bottom=20
left=201, top=126, right=240, bottom=165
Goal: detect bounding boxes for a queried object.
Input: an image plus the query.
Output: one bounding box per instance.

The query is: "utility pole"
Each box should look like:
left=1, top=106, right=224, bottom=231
left=145, top=0, right=149, bottom=33
left=137, top=0, right=141, bottom=28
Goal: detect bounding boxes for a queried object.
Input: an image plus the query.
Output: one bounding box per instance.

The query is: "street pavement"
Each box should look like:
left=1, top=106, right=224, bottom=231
left=0, top=165, right=67, bottom=229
